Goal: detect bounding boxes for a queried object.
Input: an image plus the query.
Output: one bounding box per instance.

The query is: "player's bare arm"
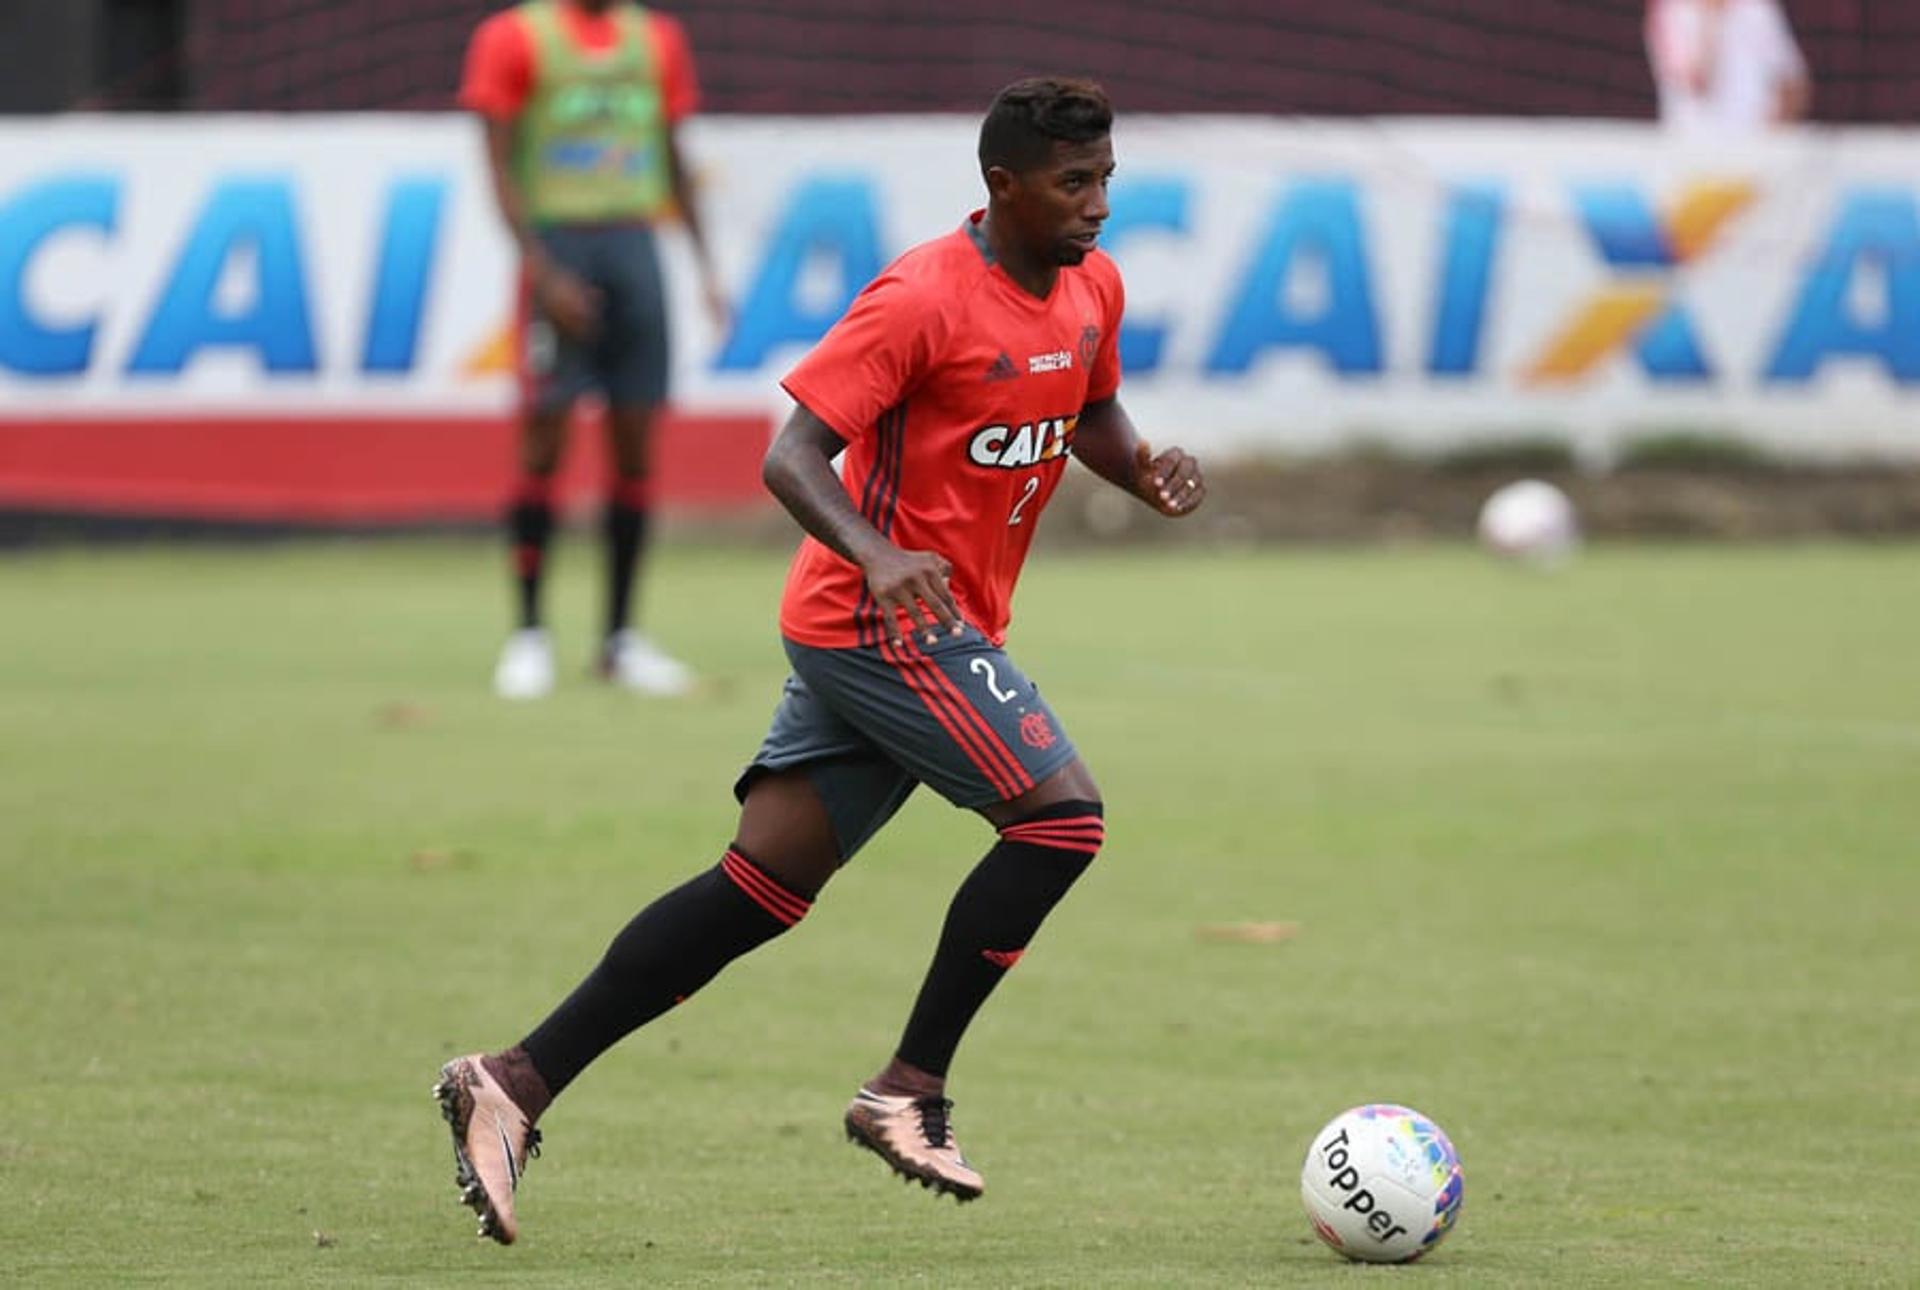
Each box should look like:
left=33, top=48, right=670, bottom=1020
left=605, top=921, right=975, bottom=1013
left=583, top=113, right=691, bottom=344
left=480, top=117, right=600, bottom=339
left=665, top=123, right=729, bottom=329
left=1070, top=395, right=1206, bottom=517
left=762, top=405, right=965, bottom=644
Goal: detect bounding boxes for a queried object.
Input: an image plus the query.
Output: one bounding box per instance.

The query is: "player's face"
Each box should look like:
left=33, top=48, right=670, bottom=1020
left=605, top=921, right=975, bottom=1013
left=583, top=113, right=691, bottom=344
left=1013, top=136, right=1115, bottom=267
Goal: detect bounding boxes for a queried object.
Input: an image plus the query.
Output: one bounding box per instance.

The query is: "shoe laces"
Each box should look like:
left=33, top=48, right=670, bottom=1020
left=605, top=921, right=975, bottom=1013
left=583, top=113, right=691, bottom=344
left=911, top=1096, right=955, bottom=1149
left=524, top=1126, right=543, bottom=1161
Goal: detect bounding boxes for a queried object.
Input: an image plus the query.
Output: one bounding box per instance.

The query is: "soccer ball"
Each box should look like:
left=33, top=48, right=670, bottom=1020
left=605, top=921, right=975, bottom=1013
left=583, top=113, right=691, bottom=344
left=1476, top=478, right=1579, bottom=563
left=1300, top=1104, right=1464, bottom=1263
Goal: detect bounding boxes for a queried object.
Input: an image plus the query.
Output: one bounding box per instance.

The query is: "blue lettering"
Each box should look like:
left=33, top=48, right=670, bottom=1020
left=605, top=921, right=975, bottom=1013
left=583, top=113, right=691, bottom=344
left=1766, top=190, right=1920, bottom=384
left=1634, top=308, right=1711, bottom=381
left=0, top=176, right=117, bottom=376
left=1207, top=181, right=1381, bottom=376
left=1572, top=184, right=1713, bottom=381
left=715, top=177, right=883, bottom=371
left=128, top=178, right=317, bottom=375
left=362, top=177, right=446, bottom=374
left=1574, top=184, right=1673, bottom=266
left=1427, top=183, right=1503, bottom=376
left=1102, top=178, right=1189, bottom=374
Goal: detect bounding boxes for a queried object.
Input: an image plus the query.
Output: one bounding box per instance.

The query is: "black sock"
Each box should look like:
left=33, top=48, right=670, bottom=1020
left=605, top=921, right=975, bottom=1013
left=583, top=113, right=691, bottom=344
left=604, top=478, right=651, bottom=640
left=894, top=801, right=1105, bottom=1079
left=520, top=847, right=811, bottom=1098
left=508, top=478, right=555, bottom=631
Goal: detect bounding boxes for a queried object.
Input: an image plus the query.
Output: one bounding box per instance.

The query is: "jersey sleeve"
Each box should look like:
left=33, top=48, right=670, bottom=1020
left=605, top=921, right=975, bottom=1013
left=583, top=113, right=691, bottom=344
left=1086, top=256, right=1125, bottom=403
left=781, top=273, right=946, bottom=443
left=1760, top=2, right=1808, bottom=78
left=458, top=11, right=535, bottom=120
left=648, top=12, right=700, bottom=122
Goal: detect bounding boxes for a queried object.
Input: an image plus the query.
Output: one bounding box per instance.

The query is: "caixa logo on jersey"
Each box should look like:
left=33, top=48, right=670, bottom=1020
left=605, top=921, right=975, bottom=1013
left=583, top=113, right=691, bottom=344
left=0, top=173, right=447, bottom=378
left=967, top=415, right=1076, bottom=469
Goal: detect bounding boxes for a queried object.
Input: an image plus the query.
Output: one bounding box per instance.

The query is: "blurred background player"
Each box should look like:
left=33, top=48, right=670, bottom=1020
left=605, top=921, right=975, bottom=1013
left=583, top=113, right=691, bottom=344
left=459, top=0, right=728, bottom=698
left=1645, top=0, right=1811, bottom=134
left=432, top=76, right=1208, bottom=1245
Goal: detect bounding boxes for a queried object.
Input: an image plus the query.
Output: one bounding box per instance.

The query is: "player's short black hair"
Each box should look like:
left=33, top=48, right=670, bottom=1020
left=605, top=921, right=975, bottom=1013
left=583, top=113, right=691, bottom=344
left=978, top=77, right=1113, bottom=176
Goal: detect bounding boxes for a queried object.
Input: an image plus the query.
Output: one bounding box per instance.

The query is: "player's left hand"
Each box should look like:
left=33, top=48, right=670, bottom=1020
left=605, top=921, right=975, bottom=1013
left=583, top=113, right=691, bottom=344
left=1134, top=440, right=1206, bottom=517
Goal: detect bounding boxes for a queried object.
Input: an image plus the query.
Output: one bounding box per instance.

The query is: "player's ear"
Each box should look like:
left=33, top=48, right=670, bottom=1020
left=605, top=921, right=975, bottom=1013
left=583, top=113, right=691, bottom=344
left=983, top=164, right=1019, bottom=203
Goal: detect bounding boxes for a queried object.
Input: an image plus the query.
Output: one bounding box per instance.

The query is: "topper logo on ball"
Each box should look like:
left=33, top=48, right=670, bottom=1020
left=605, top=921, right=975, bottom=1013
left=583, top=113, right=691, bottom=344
left=1315, top=1127, right=1411, bottom=1245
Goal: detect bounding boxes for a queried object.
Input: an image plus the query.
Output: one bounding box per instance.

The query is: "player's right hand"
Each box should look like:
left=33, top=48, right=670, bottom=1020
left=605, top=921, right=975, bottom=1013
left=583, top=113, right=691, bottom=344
left=861, top=547, right=965, bottom=647
left=535, top=265, right=602, bottom=341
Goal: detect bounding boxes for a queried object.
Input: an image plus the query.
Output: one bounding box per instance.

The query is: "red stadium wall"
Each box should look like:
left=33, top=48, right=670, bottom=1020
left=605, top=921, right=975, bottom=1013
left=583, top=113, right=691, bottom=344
left=0, top=412, right=772, bottom=525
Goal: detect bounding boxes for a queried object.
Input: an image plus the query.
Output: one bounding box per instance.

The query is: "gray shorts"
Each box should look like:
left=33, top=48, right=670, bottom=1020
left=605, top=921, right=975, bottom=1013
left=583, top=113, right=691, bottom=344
left=734, top=629, right=1080, bottom=859
left=523, top=222, right=669, bottom=414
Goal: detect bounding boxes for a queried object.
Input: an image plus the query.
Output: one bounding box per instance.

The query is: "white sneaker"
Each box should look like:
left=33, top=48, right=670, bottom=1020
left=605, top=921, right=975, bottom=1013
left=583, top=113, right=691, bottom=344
left=600, top=630, right=694, bottom=696
left=492, top=628, right=555, bottom=700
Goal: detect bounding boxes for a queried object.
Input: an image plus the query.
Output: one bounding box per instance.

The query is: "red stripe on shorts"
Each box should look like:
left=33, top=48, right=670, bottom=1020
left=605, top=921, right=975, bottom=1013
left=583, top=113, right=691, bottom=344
left=903, top=642, right=1035, bottom=796
left=879, top=636, right=1026, bottom=799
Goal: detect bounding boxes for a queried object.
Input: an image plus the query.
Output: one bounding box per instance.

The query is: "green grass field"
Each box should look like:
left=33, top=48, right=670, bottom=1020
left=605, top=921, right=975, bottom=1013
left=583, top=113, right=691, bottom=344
left=3, top=537, right=1917, bottom=1287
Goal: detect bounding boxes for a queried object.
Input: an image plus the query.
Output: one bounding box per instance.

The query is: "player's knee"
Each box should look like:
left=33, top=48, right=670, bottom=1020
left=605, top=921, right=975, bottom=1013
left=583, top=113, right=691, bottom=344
left=720, top=844, right=821, bottom=926
left=729, top=834, right=838, bottom=903
left=997, top=798, right=1106, bottom=862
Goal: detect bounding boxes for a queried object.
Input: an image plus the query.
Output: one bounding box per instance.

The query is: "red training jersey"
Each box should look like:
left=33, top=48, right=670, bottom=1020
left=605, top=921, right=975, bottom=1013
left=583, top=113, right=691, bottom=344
left=779, top=211, right=1125, bottom=649
left=458, top=3, right=699, bottom=123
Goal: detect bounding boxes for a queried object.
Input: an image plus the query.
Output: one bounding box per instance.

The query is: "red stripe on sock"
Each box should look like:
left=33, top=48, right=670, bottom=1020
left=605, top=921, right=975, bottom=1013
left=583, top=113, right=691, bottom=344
left=722, top=850, right=810, bottom=923
left=512, top=476, right=554, bottom=507
left=998, top=830, right=1104, bottom=854
left=879, top=637, right=1022, bottom=799
left=514, top=543, right=543, bottom=578
left=1007, top=813, right=1104, bottom=829
left=721, top=850, right=810, bottom=926
left=1000, top=817, right=1106, bottom=849
left=1001, top=816, right=1105, bottom=839
left=981, top=947, right=1025, bottom=969
left=1006, top=833, right=1113, bottom=852
left=722, top=858, right=805, bottom=927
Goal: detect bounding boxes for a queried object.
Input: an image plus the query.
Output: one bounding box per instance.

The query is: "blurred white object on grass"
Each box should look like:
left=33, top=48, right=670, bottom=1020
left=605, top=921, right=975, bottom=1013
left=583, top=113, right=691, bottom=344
left=1476, top=479, right=1580, bottom=565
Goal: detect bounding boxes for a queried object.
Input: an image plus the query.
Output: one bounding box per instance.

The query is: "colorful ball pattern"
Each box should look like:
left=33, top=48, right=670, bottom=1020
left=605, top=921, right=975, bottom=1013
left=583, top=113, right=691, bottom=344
left=1355, top=1104, right=1465, bottom=1253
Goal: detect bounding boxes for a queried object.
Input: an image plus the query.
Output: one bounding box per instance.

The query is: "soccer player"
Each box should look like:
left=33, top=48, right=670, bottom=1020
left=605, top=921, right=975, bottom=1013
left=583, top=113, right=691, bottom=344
left=432, top=76, right=1207, bottom=1244
left=458, top=0, right=727, bottom=698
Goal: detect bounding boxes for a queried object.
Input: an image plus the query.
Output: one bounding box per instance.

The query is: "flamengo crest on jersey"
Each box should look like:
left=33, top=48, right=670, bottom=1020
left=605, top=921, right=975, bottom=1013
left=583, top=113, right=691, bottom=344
left=967, top=415, right=1077, bottom=469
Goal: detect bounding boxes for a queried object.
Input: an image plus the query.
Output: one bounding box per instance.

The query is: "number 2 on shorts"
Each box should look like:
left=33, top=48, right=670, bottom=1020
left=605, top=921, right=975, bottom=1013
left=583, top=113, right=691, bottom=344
left=970, top=657, right=1017, bottom=704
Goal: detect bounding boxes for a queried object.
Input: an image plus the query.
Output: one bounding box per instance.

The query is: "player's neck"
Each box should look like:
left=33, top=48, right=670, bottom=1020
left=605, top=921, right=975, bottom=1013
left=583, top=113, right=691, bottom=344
left=979, top=211, right=1059, bottom=300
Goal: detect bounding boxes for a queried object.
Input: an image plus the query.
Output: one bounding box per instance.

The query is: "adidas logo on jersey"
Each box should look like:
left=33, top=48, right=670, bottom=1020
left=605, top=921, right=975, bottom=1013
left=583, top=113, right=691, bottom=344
left=982, top=352, right=1018, bottom=382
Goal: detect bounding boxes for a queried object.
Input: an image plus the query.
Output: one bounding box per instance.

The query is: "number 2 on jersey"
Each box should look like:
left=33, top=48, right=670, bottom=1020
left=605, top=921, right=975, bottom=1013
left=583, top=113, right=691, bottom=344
left=1008, top=477, right=1040, bottom=526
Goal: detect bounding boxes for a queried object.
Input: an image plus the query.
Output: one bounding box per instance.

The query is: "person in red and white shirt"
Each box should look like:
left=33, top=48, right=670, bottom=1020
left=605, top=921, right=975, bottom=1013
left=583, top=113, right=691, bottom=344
left=432, top=77, right=1208, bottom=1246
left=1646, top=0, right=1811, bottom=133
